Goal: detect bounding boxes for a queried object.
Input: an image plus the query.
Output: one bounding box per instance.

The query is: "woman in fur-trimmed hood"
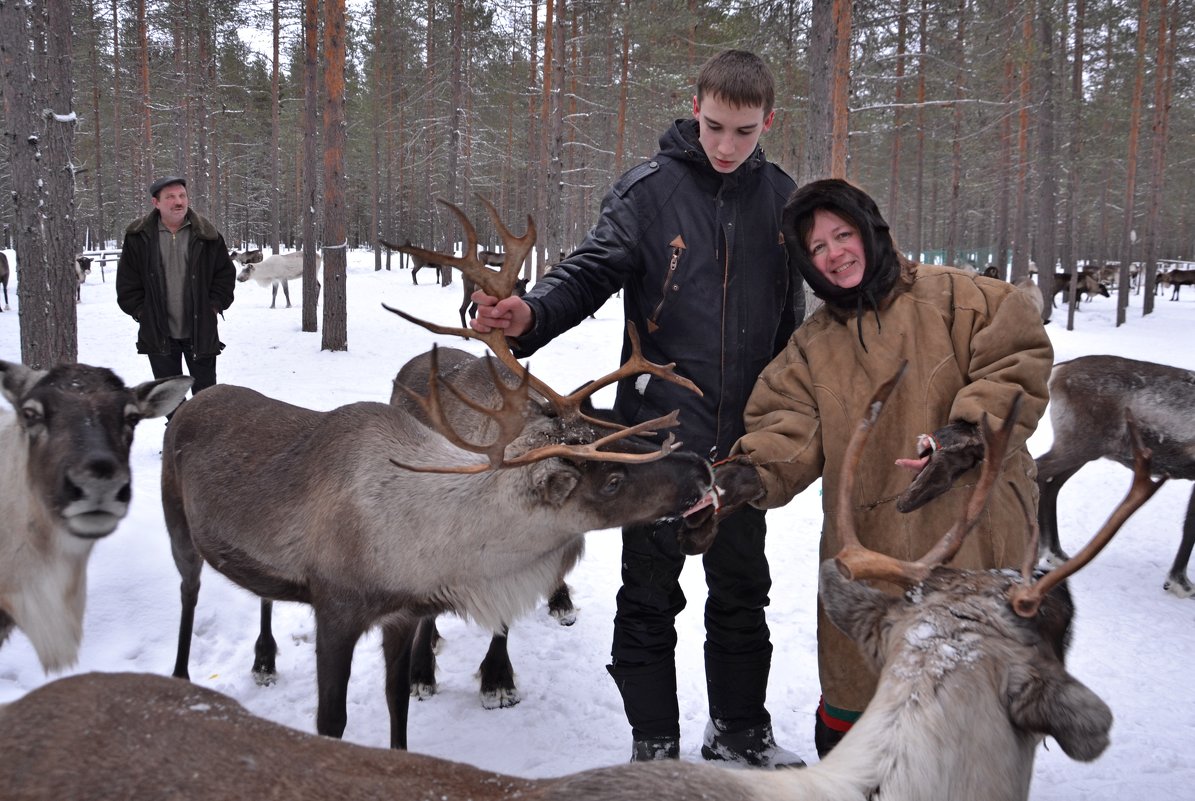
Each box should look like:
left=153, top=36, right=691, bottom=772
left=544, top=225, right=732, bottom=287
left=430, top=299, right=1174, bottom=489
left=714, top=178, right=1054, bottom=756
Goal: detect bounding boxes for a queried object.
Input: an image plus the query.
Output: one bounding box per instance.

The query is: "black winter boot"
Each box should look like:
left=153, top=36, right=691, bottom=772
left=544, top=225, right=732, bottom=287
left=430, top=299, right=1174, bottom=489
left=631, top=737, right=680, bottom=762
left=700, top=720, right=806, bottom=769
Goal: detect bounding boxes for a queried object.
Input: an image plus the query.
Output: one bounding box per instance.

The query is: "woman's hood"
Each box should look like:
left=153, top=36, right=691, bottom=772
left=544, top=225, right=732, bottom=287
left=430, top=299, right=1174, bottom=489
left=781, top=179, right=901, bottom=312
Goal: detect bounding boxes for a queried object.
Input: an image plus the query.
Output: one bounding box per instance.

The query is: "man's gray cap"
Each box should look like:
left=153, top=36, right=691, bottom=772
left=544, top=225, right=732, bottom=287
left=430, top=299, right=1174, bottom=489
left=150, top=176, right=187, bottom=198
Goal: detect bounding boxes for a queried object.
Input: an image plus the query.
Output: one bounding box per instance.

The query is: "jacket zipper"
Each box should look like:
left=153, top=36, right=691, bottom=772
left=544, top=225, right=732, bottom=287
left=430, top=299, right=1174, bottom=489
left=715, top=220, right=730, bottom=462
left=648, top=235, right=686, bottom=333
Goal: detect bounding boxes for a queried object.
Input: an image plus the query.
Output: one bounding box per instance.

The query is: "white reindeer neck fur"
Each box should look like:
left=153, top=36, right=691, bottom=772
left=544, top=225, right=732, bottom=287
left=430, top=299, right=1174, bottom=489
left=0, top=416, right=95, bottom=672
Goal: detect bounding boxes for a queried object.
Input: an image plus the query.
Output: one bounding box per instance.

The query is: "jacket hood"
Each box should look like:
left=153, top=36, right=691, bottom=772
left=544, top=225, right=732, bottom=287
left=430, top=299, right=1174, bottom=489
left=125, top=208, right=221, bottom=240
left=660, top=118, right=766, bottom=181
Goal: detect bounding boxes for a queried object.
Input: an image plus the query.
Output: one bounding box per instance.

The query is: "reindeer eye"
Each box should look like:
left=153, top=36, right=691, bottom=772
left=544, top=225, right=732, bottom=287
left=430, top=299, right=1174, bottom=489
left=601, top=472, right=624, bottom=496
left=21, top=403, right=44, bottom=427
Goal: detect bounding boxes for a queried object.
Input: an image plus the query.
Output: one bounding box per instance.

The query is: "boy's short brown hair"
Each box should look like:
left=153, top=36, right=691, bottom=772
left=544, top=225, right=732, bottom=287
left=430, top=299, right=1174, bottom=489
left=696, top=50, right=776, bottom=115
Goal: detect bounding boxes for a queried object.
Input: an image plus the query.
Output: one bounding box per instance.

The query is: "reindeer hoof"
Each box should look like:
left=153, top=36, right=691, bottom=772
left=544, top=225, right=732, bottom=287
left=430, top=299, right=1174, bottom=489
left=1163, top=577, right=1195, bottom=598
left=252, top=669, right=277, bottom=687
left=1039, top=551, right=1068, bottom=570
left=480, top=687, right=521, bottom=709
left=411, top=681, right=437, bottom=700
left=550, top=606, right=578, bottom=627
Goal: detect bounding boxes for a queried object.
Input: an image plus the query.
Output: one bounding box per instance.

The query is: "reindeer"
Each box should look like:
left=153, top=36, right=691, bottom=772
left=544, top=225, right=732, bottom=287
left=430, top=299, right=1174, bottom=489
left=162, top=199, right=719, bottom=750
left=1159, top=269, right=1195, bottom=301
left=380, top=238, right=446, bottom=285
left=73, top=254, right=92, bottom=302
left=0, top=251, right=9, bottom=310
left=0, top=364, right=1147, bottom=801
left=0, top=361, right=190, bottom=671
left=393, top=346, right=586, bottom=709
left=233, top=250, right=316, bottom=309
left=1051, top=272, right=1110, bottom=308
left=1036, top=354, right=1195, bottom=597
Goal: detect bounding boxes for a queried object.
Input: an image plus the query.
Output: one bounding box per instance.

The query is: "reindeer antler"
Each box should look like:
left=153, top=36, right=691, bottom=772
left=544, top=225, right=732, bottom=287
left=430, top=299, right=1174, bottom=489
left=833, top=362, right=1022, bottom=586
left=387, top=197, right=702, bottom=472
left=1008, top=409, right=1166, bottom=617
left=390, top=347, right=686, bottom=474
left=391, top=346, right=532, bottom=471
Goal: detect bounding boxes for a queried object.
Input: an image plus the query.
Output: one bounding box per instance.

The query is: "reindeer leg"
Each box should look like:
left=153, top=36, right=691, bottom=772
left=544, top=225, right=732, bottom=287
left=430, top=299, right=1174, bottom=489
left=381, top=617, right=418, bottom=749
left=1036, top=454, right=1085, bottom=566
left=171, top=567, right=201, bottom=681
left=1164, top=485, right=1195, bottom=598
left=312, top=606, right=366, bottom=740
left=282, top=279, right=292, bottom=308
left=547, top=582, right=577, bottom=626
left=270, top=282, right=279, bottom=309
left=478, top=626, right=520, bottom=709
left=166, top=488, right=202, bottom=681
left=408, top=616, right=441, bottom=699
left=252, top=599, right=278, bottom=685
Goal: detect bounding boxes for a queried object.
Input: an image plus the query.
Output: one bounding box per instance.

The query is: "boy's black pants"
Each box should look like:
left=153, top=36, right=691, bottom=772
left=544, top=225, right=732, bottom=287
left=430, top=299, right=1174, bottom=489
left=607, top=505, right=774, bottom=741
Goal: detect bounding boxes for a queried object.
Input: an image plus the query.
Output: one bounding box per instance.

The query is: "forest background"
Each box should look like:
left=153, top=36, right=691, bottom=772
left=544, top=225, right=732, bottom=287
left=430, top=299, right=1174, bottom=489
left=0, top=0, right=1191, bottom=366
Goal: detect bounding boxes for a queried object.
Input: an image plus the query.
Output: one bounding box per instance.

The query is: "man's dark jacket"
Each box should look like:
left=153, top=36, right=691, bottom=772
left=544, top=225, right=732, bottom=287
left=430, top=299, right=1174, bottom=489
left=515, top=119, right=801, bottom=460
left=116, top=208, right=236, bottom=358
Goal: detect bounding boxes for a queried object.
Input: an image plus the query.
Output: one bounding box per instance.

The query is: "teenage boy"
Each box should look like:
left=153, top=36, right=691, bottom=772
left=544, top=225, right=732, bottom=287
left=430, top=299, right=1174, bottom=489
left=472, top=50, right=803, bottom=767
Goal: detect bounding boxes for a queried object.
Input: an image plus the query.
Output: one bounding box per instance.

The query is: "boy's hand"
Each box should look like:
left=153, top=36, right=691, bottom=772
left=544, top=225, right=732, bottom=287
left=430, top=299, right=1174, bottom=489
left=471, top=291, right=533, bottom=337
left=895, top=421, right=984, bottom=512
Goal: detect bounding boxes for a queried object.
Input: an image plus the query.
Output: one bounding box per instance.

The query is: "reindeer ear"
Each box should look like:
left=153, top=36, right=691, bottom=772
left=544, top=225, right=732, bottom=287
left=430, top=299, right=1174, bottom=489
left=530, top=460, right=580, bottom=507
left=133, top=375, right=194, bottom=419
left=0, top=360, right=48, bottom=406
left=818, top=561, right=900, bottom=671
left=1006, top=661, right=1112, bottom=761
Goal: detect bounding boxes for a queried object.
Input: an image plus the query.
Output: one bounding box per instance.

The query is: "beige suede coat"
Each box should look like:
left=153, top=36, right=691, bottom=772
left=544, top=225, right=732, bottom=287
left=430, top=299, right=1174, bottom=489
left=733, top=263, right=1053, bottom=714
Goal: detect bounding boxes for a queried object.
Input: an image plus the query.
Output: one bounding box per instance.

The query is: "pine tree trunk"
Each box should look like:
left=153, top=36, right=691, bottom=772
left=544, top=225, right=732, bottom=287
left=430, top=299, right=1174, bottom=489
left=887, top=0, right=907, bottom=237
left=544, top=0, right=565, bottom=263
left=302, top=0, right=320, bottom=333
left=137, top=0, right=152, bottom=184
left=110, top=0, right=123, bottom=242
left=829, top=0, right=851, bottom=179
left=86, top=0, right=107, bottom=245
left=1141, top=0, right=1172, bottom=316
left=945, top=0, right=968, bottom=269
left=321, top=0, right=348, bottom=351
left=1062, top=0, right=1086, bottom=331
left=804, top=0, right=833, bottom=183
left=271, top=0, right=282, bottom=255
left=0, top=0, right=79, bottom=367
left=1116, top=0, right=1149, bottom=327
left=1010, top=2, right=1033, bottom=282
left=1034, top=1, right=1057, bottom=323
left=371, top=0, right=383, bottom=271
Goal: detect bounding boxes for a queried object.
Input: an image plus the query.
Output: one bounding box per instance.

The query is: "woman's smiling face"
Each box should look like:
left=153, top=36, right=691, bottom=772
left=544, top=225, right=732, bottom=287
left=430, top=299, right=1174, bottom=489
left=806, top=208, right=866, bottom=289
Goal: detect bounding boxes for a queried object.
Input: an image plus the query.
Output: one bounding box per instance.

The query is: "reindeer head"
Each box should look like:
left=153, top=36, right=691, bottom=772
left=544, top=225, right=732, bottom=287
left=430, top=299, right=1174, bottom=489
left=0, top=361, right=192, bottom=538
left=384, top=198, right=718, bottom=550
left=820, top=365, right=1163, bottom=767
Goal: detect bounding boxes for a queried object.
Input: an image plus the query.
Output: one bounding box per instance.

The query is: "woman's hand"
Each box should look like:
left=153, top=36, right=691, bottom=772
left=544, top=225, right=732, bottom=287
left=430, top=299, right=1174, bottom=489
left=685, top=455, right=764, bottom=519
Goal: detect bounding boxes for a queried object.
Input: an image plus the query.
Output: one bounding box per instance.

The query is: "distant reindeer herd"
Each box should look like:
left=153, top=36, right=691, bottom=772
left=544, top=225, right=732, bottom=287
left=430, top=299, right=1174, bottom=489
left=4, top=207, right=1195, bottom=799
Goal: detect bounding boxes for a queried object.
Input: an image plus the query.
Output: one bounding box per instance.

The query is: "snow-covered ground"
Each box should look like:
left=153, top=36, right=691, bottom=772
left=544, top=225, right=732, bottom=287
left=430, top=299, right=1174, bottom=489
left=1, top=247, right=1193, bottom=799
